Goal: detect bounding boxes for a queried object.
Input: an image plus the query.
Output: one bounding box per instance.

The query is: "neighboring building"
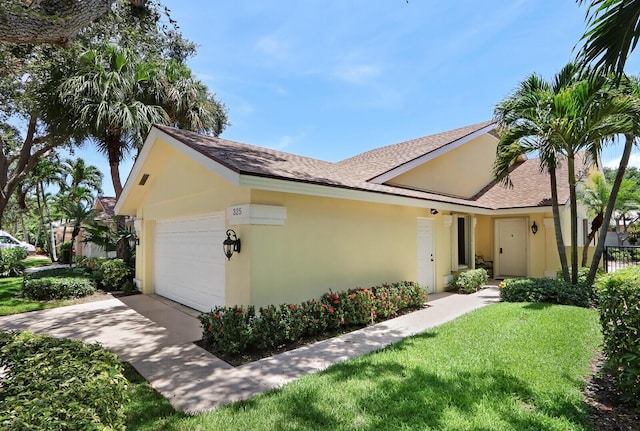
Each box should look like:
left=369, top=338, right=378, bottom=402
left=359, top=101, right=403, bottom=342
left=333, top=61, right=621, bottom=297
left=75, top=196, right=117, bottom=258
left=116, top=122, right=594, bottom=312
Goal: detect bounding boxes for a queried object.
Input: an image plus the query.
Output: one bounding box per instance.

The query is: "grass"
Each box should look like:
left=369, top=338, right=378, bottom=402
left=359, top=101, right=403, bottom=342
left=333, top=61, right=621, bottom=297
left=23, top=255, right=52, bottom=269
left=0, top=277, right=67, bottom=316
left=124, top=302, right=602, bottom=430
left=0, top=256, right=95, bottom=316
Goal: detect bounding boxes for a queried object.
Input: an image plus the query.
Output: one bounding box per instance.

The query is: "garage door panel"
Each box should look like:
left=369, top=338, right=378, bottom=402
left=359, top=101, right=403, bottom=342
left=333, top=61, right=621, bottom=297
left=154, top=214, right=225, bottom=312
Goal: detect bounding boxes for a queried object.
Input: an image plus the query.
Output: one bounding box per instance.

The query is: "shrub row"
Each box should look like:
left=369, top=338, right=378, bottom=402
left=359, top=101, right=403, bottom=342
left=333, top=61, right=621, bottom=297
left=75, top=257, right=134, bottom=292
left=499, top=277, right=595, bottom=308
left=594, top=266, right=640, bottom=406
left=0, top=330, right=129, bottom=430
left=23, top=277, right=96, bottom=300
left=199, top=281, right=427, bottom=355
left=0, top=248, right=27, bottom=278
left=451, top=268, right=488, bottom=293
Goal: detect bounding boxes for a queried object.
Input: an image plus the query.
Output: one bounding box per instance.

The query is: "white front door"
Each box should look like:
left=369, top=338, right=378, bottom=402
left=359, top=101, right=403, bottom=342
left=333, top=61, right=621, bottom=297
left=417, top=218, right=435, bottom=293
left=154, top=213, right=226, bottom=312
left=495, top=218, right=528, bottom=277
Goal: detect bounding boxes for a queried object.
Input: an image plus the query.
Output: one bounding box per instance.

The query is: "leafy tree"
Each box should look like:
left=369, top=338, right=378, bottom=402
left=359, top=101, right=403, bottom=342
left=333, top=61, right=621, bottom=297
left=494, top=64, right=636, bottom=285
left=0, top=46, right=77, bottom=228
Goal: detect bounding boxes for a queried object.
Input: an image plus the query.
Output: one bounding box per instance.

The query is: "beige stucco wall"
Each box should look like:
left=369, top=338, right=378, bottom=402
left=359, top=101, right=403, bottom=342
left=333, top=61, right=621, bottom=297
left=129, top=138, right=251, bottom=305
left=122, top=134, right=599, bottom=310
left=387, top=134, right=498, bottom=198
left=246, top=190, right=450, bottom=307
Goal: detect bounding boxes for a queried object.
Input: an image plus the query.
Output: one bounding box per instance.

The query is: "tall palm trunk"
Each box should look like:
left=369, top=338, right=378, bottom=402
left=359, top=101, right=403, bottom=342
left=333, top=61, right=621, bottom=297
left=550, top=166, right=570, bottom=282
left=20, top=213, right=29, bottom=244
left=567, top=153, right=579, bottom=285
left=107, top=133, right=124, bottom=200
left=35, top=183, right=51, bottom=256
left=587, top=134, right=635, bottom=285
left=581, top=212, right=603, bottom=267
left=39, top=181, right=57, bottom=261
left=106, top=131, right=128, bottom=260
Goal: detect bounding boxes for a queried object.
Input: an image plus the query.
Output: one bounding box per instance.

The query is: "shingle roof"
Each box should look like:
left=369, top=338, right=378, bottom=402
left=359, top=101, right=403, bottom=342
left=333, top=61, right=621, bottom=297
left=96, top=196, right=116, bottom=219
left=153, top=124, right=591, bottom=211
left=337, top=120, right=495, bottom=181
left=472, top=153, right=591, bottom=209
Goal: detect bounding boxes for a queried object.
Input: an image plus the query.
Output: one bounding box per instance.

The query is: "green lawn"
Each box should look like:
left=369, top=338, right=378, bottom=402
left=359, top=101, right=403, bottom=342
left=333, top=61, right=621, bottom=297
left=125, top=302, right=602, bottom=431
left=0, top=277, right=67, bottom=316
left=23, top=255, right=52, bottom=269
left=0, top=256, right=81, bottom=316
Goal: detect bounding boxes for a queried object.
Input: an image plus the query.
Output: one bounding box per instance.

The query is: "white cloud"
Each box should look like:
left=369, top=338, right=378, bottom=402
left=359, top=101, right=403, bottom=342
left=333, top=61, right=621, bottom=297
left=333, top=63, right=380, bottom=85
left=255, top=35, right=290, bottom=60
left=603, top=152, right=640, bottom=169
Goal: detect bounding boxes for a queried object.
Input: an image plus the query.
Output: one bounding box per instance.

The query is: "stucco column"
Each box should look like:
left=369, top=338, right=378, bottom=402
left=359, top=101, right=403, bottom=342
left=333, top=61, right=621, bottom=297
left=543, top=218, right=556, bottom=278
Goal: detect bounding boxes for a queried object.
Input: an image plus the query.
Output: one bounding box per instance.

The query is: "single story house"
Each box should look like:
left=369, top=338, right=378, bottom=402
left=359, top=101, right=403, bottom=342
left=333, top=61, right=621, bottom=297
left=115, top=122, right=595, bottom=312
left=75, top=196, right=118, bottom=259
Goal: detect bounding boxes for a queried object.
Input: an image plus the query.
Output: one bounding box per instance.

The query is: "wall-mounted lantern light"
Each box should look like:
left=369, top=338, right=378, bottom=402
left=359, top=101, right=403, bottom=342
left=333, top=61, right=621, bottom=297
left=430, top=208, right=439, bottom=215
left=531, top=221, right=538, bottom=235
left=223, top=229, right=241, bottom=260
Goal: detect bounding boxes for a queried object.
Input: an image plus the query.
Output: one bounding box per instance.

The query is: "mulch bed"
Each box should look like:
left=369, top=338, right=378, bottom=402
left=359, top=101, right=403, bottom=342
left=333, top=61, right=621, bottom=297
left=196, top=306, right=424, bottom=366
left=584, top=353, right=640, bottom=431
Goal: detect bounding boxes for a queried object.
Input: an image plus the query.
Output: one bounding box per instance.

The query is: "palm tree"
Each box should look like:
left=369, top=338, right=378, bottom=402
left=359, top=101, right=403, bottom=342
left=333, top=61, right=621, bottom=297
left=586, top=76, right=640, bottom=285
left=27, top=156, right=65, bottom=259
left=153, top=60, right=228, bottom=136
left=61, top=200, right=95, bottom=247
left=60, top=158, right=103, bottom=203
left=494, top=64, right=635, bottom=285
left=59, top=44, right=167, bottom=200
left=578, top=0, right=640, bottom=77
left=578, top=173, right=610, bottom=266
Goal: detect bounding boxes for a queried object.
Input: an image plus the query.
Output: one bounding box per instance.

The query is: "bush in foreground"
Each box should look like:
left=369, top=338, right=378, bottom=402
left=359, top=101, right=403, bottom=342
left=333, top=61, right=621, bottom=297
left=451, top=269, right=488, bottom=294
left=595, top=266, right=640, bottom=406
left=499, top=277, right=595, bottom=308
left=199, top=281, right=427, bottom=355
left=0, top=330, right=129, bottom=430
left=0, top=248, right=27, bottom=278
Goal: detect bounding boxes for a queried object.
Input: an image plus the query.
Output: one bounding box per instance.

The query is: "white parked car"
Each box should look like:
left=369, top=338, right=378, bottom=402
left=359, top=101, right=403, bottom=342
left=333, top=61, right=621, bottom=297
left=0, top=231, right=36, bottom=254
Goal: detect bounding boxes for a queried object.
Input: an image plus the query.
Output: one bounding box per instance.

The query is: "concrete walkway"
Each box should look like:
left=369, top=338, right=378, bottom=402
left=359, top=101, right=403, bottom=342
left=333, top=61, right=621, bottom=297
left=0, top=287, right=500, bottom=413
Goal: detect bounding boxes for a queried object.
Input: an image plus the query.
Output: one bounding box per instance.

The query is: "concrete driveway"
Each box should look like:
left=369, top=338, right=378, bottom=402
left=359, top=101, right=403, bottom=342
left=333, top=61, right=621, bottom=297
left=0, top=287, right=500, bottom=413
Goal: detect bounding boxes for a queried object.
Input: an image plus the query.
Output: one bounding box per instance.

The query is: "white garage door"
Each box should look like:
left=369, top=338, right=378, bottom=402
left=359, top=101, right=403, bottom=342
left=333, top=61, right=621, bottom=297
left=154, top=214, right=225, bottom=312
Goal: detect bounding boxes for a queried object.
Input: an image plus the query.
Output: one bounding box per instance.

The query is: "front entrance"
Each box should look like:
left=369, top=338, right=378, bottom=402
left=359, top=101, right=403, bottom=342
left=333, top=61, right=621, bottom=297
left=495, top=218, right=528, bottom=278
left=417, top=218, right=435, bottom=293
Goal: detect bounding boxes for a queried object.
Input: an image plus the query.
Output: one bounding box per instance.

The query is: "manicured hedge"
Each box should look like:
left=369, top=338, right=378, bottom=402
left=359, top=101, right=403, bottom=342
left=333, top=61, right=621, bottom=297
left=0, top=330, right=129, bottom=430
left=499, top=277, right=595, bottom=308
left=451, top=269, right=488, bottom=293
left=23, top=267, right=96, bottom=300
left=595, top=266, right=640, bottom=406
left=23, top=277, right=96, bottom=300
left=199, top=281, right=427, bottom=355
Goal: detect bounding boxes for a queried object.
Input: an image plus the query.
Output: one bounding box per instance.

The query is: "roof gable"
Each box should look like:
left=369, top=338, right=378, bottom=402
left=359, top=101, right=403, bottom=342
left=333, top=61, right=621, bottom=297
left=116, top=122, right=589, bottom=216
left=337, top=121, right=495, bottom=182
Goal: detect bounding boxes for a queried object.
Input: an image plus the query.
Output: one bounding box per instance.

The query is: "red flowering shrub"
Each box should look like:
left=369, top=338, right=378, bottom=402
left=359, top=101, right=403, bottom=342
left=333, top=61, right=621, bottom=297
left=198, top=305, right=256, bottom=354
left=198, top=281, right=428, bottom=356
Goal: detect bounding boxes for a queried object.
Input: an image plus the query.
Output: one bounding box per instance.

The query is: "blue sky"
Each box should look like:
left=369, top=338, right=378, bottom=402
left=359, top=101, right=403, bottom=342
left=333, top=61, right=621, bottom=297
left=80, top=0, right=640, bottom=197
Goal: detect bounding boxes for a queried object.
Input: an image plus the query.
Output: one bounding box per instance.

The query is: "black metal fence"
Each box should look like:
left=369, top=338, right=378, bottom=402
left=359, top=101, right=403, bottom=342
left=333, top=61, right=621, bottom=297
left=604, top=246, right=640, bottom=272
